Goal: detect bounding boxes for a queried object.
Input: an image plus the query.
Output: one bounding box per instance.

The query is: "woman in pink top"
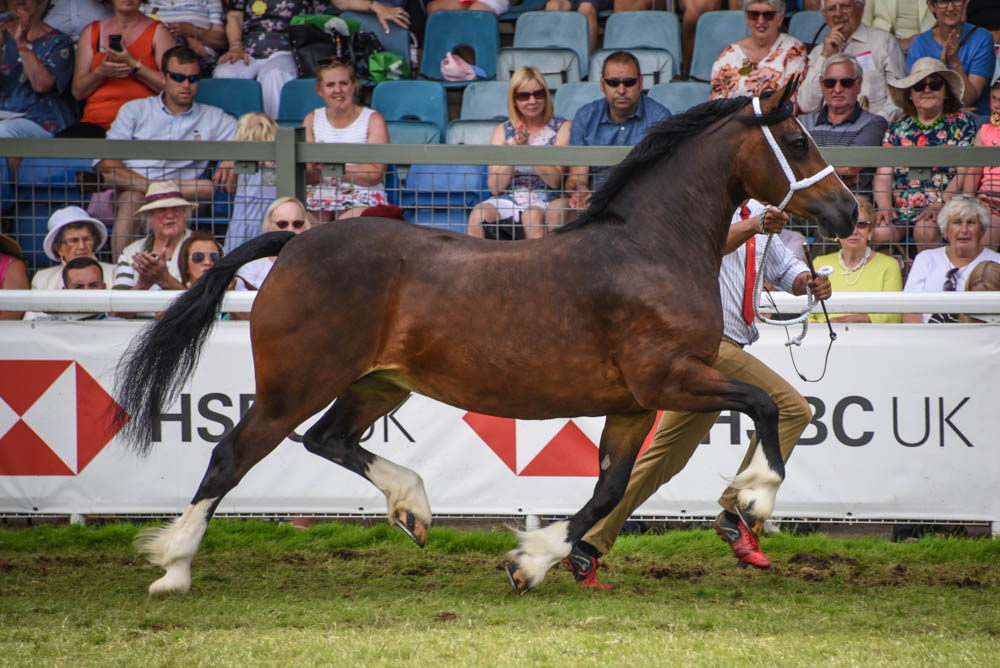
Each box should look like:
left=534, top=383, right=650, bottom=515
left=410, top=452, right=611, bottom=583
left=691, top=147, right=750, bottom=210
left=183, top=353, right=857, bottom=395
left=0, top=233, right=29, bottom=320
left=965, top=81, right=1000, bottom=250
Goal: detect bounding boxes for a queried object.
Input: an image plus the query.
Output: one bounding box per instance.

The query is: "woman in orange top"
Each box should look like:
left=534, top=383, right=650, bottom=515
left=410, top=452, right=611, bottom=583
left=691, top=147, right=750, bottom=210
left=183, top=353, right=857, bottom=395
left=60, top=0, right=173, bottom=137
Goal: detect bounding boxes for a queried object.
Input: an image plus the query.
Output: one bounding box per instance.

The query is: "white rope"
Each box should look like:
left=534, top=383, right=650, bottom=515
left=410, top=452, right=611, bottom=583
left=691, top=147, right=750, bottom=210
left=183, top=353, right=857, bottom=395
left=749, top=97, right=836, bottom=346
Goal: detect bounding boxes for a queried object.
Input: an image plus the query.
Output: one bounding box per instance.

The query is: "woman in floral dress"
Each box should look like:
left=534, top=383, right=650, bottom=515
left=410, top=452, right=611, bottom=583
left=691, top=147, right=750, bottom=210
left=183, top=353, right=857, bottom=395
left=709, top=0, right=806, bottom=101
left=874, top=57, right=976, bottom=252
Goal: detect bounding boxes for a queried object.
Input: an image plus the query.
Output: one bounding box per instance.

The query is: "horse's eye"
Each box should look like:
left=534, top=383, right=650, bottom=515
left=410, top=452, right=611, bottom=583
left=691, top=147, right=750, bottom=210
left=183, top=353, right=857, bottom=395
left=786, top=135, right=809, bottom=157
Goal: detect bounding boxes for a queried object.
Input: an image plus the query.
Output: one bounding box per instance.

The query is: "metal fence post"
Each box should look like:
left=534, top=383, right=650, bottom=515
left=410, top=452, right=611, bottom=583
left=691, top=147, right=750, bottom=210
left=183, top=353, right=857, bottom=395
left=274, top=125, right=305, bottom=203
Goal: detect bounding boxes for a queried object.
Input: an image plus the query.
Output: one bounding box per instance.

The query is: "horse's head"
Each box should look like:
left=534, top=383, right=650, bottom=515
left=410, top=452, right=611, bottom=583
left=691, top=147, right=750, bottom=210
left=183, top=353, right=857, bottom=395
left=736, top=79, right=857, bottom=239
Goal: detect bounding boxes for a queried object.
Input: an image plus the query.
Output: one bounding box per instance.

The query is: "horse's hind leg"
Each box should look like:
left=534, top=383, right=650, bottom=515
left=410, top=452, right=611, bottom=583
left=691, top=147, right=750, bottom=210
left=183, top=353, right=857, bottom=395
left=301, top=375, right=431, bottom=546
left=507, top=411, right=656, bottom=593
left=138, top=405, right=296, bottom=595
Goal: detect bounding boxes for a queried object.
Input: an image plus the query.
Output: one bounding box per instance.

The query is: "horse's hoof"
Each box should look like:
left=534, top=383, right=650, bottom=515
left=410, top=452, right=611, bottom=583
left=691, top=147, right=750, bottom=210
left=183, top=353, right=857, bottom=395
left=505, top=563, right=529, bottom=595
left=394, top=511, right=426, bottom=547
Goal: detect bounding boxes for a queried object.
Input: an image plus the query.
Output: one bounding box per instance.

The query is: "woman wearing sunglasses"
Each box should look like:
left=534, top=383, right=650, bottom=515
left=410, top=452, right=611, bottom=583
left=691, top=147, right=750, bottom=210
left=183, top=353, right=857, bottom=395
left=810, top=196, right=903, bottom=324
left=709, top=0, right=807, bottom=101
left=236, top=197, right=311, bottom=291
left=874, top=57, right=975, bottom=253
left=902, top=195, right=1000, bottom=323
left=178, top=230, right=224, bottom=288
left=467, top=66, right=570, bottom=240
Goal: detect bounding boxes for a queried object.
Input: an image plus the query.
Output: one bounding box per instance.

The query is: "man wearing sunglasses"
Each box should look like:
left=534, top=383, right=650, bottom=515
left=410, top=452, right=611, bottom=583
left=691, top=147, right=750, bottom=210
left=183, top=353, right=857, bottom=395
left=798, top=0, right=906, bottom=124
left=906, top=0, right=995, bottom=115
left=800, top=54, right=887, bottom=197
left=97, top=45, right=237, bottom=256
left=551, top=52, right=670, bottom=221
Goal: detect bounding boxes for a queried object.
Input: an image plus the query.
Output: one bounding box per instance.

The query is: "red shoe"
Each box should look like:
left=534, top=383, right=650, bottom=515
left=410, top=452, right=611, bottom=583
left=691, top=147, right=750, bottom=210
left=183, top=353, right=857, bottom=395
left=714, top=511, right=771, bottom=569
left=563, top=545, right=613, bottom=589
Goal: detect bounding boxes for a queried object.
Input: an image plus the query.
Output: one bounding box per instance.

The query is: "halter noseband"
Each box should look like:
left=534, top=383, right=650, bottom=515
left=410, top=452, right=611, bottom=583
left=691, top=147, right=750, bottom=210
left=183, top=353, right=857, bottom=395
left=751, top=97, right=835, bottom=211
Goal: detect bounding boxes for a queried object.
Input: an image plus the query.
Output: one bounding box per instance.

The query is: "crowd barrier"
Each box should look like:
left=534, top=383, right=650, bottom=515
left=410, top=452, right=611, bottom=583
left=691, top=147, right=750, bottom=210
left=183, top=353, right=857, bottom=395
left=0, top=317, right=998, bottom=535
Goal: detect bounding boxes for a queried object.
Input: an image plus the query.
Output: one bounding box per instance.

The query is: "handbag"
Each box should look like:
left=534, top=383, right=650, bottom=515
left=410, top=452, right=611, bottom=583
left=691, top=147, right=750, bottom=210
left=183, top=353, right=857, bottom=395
left=288, top=23, right=349, bottom=78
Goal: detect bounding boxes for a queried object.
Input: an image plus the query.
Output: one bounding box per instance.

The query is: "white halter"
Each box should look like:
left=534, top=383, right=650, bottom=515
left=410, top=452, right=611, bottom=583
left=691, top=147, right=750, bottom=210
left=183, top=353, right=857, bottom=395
left=749, top=96, right=835, bottom=346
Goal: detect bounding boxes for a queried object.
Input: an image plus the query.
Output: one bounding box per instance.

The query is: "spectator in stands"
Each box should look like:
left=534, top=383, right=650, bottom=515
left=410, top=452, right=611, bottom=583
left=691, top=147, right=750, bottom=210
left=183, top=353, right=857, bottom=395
left=330, top=0, right=415, bottom=36
left=141, top=0, right=228, bottom=76
left=965, top=0, right=1000, bottom=45
left=0, top=232, right=29, bottom=320
left=709, top=0, right=807, bottom=101
left=214, top=0, right=325, bottom=120
left=97, top=45, right=237, bottom=256
left=31, top=206, right=114, bottom=290
left=426, top=0, right=510, bottom=18
left=304, top=59, right=388, bottom=221
left=810, top=196, right=903, bottom=323
left=799, top=54, right=888, bottom=197
left=799, top=0, right=906, bottom=124
left=547, top=52, right=671, bottom=226
left=874, top=57, right=975, bottom=251
left=964, top=81, right=1000, bottom=250
left=177, top=230, right=223, bottom=288
left=0, top=0, right=76, bottom=139
left=543, top=0, right=609, bottom=55
left=467, top=66, right=570, bottom=240
left=906, top=0, right=995, bottom=115
left=236, top=196, right=311, bottom=290
left=43, top=0, right=112, bottom=39
left=61, top=0, right=174, bottom=137
left=958, top=260, right=1000, bottom=322
left=862, top=0, right=935, bottom=54
left=903, top=195, right=1000, bottom=322
left=113, top=180, right=193, bottom=293
left=63, top=256, right=107, bottom=290
left=222, top=112, right=278, bottom=253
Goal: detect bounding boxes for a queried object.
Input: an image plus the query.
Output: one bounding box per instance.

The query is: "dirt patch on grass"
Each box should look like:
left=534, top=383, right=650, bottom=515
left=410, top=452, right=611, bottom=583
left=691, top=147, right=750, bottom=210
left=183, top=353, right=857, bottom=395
left=433, top=611, right=458, bottom=622
left=645, top=564, right=706, bottom=583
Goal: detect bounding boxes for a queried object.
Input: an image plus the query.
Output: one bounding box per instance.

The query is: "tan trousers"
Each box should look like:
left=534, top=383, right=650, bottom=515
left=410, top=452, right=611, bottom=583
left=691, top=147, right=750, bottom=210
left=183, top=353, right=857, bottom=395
left=583, top=338, right=811, bottom=555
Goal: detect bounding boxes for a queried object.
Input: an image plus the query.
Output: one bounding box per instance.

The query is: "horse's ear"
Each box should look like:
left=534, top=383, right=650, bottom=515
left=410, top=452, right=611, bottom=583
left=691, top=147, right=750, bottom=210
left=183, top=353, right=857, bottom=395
left=759, top=76, right=799, bottom=115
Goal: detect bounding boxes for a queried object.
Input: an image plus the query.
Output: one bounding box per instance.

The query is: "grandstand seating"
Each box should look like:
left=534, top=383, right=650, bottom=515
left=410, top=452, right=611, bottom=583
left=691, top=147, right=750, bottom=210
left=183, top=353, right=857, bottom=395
left=497, top=11, right=588, bottom=89
left=552, top=82, right=602, bottom=121
left=446, top=119, right=498, bottom=145
left=401, top=163, right=488, bottom=233
left=419, top=11, right=500, bottom=85
left=689, top=10, right=748, bottom=82
left=276, top=79, right=324, bottom=127
left=787, top=10, right=829, bottom=47
left=339, top=11, right=411, bottom=60
left=11, top=158, right=94, bottom=266
left=386, top=120, right=442, bottom=145
left=194, top=78, right=264, bottom=120
left=499, top=0, right=546, bottom=22
left=371, top=80, right=449, bottom=138
left=460, top=81, right=511, bottom=121
left=595, top=11, right=682, bottom=79
left=647, top=81, right=711, bottom=115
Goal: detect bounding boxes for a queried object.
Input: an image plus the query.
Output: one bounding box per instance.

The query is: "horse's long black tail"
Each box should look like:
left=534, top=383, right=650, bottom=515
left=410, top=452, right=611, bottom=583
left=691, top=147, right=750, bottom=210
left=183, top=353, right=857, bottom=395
left=112, top=231, right=295, bottom=454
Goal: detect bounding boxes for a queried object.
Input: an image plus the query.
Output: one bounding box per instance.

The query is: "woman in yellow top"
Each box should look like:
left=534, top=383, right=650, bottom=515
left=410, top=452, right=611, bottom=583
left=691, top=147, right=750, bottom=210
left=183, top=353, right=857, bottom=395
left=810, top=196, right=903, bottom=323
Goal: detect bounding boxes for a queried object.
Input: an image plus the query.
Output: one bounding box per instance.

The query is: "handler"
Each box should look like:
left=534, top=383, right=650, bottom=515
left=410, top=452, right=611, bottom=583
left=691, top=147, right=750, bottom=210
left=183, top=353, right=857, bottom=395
left=564, top=200, right=833, bottom=588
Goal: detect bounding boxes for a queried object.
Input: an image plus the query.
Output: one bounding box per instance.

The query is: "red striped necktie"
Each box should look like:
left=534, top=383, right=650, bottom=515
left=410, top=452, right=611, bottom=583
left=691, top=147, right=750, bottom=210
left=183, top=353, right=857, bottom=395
left=741, top=205, right=756, bottom=325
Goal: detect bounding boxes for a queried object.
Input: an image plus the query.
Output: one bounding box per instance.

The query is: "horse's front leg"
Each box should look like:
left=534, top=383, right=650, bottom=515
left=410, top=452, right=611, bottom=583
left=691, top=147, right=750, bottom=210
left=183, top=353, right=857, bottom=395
left=506, top=411, right=656, bottom=594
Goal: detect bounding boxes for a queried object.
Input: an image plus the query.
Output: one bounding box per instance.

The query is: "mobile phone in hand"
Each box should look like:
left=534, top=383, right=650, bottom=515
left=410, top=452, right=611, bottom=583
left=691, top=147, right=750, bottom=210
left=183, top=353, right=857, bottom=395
left=108, top=34, right=122, bottom=51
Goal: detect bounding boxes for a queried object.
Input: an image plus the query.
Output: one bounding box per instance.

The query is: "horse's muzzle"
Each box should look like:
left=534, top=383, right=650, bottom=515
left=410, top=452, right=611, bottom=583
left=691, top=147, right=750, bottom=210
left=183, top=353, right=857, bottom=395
left=809, top=189, right=858, bottom=240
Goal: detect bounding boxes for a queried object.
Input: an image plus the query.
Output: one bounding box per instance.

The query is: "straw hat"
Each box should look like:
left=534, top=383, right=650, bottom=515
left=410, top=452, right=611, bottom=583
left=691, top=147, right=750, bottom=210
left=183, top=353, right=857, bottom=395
left=42, top=205, right=108, bottom=262
left=134, top=180, right=196, bottom=217
left=887, top=57, right=964, bottom=112
left=0, top=232, right=23, bottom=260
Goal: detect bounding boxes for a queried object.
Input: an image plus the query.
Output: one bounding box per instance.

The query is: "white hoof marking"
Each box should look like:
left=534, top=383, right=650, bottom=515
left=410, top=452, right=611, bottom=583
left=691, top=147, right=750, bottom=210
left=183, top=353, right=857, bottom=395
left=368, top=457, right=432, bottom=530
left=136, top=498, right=215, bottom=595
left=506, top=520, right=572, bottom=590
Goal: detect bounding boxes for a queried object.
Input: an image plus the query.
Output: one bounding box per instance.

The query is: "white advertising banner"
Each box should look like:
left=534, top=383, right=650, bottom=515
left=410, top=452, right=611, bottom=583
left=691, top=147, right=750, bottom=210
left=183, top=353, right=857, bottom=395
left=1, top=321, right=998, bottom=522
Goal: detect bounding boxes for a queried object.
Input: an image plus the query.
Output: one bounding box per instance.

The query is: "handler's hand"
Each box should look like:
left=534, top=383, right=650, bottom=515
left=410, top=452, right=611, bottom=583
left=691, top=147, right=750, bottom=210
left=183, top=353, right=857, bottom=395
left=809, top=273, right=832, bottom=301
left=758, top=207, right=788, bottom=234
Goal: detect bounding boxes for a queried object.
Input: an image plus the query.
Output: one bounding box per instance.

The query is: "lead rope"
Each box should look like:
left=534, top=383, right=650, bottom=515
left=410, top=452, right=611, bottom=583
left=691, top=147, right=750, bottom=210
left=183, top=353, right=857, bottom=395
left=749, top=97, right=836, bottom=348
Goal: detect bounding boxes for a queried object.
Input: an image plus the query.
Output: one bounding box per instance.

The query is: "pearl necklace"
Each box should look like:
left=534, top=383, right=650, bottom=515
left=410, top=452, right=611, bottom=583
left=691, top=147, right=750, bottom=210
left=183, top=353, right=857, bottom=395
left=838, top=247, right=872, bottom=286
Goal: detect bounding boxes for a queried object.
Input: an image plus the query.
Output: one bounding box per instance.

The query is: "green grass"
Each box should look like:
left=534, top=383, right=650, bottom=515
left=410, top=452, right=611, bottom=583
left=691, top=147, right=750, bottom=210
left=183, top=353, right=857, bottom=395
left=2, top=521, right=998, bottom=666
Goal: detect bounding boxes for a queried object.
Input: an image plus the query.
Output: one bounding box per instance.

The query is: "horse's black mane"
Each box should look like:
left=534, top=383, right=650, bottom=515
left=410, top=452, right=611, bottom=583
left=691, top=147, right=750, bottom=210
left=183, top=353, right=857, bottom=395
left=555, top=87, right=796, bottom=233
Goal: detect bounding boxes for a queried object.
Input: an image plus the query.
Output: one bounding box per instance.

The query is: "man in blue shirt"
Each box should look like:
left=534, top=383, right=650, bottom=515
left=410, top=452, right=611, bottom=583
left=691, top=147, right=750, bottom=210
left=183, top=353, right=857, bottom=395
left=547, top=51, right=671, bottom=225
left=906, top=0, right=995, bottom=115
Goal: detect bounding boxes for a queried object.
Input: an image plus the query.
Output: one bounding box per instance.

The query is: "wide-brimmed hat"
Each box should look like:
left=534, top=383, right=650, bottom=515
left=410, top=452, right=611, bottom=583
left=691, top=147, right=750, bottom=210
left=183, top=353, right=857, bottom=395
left=43, top=205, right=108, bottom=262
left=134, top=180, right=196, bottom=217
left=0, top=232, right=22, bottom=260
left=887, top=57, right=964, bottom=111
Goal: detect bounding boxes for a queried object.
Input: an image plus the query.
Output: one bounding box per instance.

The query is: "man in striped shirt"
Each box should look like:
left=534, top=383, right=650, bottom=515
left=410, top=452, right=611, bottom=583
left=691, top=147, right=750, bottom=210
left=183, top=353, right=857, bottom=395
left=564, top=199, right=834, bottom=588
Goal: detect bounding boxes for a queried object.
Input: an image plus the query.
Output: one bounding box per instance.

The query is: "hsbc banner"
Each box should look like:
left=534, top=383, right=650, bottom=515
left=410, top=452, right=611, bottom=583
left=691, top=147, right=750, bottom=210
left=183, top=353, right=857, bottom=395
left=1, top=321, right=998, bottom=523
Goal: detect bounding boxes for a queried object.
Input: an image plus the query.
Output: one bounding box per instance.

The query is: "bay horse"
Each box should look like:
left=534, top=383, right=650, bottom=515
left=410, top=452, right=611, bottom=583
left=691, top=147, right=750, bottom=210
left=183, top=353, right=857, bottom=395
left=113, top=80, right=856, bottom=596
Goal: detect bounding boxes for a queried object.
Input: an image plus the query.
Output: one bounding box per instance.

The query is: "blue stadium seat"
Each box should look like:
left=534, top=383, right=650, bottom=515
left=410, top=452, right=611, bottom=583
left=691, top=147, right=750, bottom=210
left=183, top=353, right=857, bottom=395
left=386, top=120, right=442, bottom=144
left=446, top=119, right=498, bottom=145
left=420, top=11, right=499, bottom=85
left=599, top=11, right=682, bottom=79
left=276, top=79, right=324, bottom=127
left=460, top=81, right=511, bottom=120
left=401, top=163, right=487, bottom=233
left=371, top=80, right=448, bottom=138
left=689, top=11, right=748, bottom=82
left=13, top=202, right=62, bottom=267
left=339, top=11, right=411, bottom=59
left=1, top=159, right=13, bottom=211
left=194, top=78, right=263, bottom=119
left=552, top=82, right=602, bottom=121
left=647, top=81, right=711, bottom=115
left=787, top=10, right=829, bottom=47
left=497, top=11, right=588, bottom=86
left=15, top=158, right=92, bottom=208
left=499, top=0, right=546, bottom=22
